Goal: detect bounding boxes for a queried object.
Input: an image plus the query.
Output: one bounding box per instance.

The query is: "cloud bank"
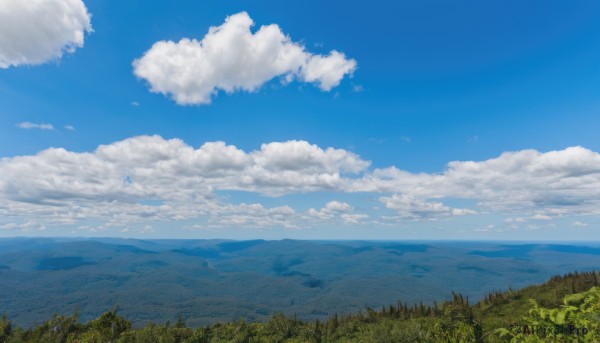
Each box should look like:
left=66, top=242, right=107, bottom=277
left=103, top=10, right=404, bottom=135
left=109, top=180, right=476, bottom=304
left=0, top=0, right=92, bottom=68
left=133, top=12, right=357, bottom=105
left=1, top=135, right=599, bottom=231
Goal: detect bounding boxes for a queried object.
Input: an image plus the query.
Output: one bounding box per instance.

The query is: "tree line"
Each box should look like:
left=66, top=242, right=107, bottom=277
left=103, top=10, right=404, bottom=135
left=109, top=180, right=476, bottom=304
left=1, top=271, right=598, bottom=342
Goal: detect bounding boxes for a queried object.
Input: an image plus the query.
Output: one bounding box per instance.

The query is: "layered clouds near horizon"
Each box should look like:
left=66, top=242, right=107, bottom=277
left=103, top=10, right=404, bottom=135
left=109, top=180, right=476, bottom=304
left=1, top=135, right=599, bottom=234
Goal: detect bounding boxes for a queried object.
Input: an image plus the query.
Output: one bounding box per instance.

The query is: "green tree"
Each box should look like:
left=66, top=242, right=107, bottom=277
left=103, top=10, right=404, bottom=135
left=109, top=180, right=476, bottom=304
left=87, top=307, right=131, bottom=342
left=0, top=315, right=12, bottom=343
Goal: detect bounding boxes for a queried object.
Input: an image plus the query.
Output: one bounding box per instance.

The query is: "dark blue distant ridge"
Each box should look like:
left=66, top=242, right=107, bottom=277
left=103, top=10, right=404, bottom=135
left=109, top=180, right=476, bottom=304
left=36, top=256, right=95, bottom=270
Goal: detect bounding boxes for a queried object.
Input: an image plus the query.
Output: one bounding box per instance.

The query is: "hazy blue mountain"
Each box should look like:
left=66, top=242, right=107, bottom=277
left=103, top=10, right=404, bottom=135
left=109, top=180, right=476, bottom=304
left=0, top=238, right=599, bottom=328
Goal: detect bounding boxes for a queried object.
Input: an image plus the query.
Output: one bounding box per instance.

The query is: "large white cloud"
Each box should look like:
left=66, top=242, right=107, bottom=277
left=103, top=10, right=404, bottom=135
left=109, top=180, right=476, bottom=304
left=1, top=136, right=600, bottom=230
left=0, top=136, right=368, bottom=205
left=243, top=140, right=369, bottom=194
left=133, top=12, right=357, bottom=105
left=351, top=146, right=600, bottom=218
left=0, top=136, right=368, bottom=230
left=0, top=0, right=92, bottom=68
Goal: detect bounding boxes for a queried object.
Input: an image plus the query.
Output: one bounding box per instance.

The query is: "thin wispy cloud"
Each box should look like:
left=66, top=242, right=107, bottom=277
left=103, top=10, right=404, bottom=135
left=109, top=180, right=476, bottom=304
left=16, top=122, right=54, bottom=130
left=352, top=84, right=364, bottom=92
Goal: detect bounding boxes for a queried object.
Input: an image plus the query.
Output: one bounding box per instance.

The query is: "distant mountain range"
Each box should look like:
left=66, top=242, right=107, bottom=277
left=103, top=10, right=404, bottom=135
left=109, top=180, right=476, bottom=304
left=1, top=238, right=599, bottom=328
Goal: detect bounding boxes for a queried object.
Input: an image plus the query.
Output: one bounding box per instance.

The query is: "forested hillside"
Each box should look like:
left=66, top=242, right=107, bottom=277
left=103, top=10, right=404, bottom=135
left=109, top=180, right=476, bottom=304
left=3, top=239, right=600, bottom=329
left=1, top=271, right=598, bottom=342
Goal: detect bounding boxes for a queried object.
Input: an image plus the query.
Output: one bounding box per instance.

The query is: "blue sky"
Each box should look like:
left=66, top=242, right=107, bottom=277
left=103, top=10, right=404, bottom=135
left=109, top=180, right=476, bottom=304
left=0, top=0, right=599, bottom=240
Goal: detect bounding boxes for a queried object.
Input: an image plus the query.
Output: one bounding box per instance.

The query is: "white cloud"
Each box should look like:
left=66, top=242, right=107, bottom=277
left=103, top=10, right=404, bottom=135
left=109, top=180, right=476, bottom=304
left=0, top=220, right=46, bottom=231
left=0, top=136, right=368, bottom=230
left=352, top=146, right=600, bottom=218
left=324, top=200, right=353, bottom=213
left=572, top=221, right=588, bottom=227
left=380, top=194, right=475, bottom=220
left=308, top=200, right=353, bottom=219
left=16, top=122, right=54, bottom=130
left=208, top=203, right=298, bottom=229
left=133, top=12, right=356, bottom=105
left=1, top=136, right=600, bottom=231
left=0, top=0, right=92, bottom=68
left=244, top=141, right=368, bottom=194
left=341, top=213, right=369, bottom=224
left=64, top=125, right=76, bottom=131
left=307, top=201, right=369, bottom=225
left=302, top=51, right=356, bottom=91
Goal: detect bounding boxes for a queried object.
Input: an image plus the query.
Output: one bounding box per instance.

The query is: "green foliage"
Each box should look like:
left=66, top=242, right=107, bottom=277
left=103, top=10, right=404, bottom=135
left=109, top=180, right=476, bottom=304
left=20, top=312, right=84, bottom=343
left=475, top=269, right=600, bottom=341
left=87, top=307, right=131, bottom=341
left=494, top=286, right=600, bottom=342
left=0, top=271, right=598, bottom=342
left=0, top=315, right=12, bottom=343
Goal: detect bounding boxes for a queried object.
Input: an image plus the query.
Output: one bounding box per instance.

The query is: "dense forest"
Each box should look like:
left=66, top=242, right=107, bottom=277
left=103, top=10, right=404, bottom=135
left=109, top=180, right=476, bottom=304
left=5, top=239, right=600, bottom=328
left=1, top=271, right=598, bottom=342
